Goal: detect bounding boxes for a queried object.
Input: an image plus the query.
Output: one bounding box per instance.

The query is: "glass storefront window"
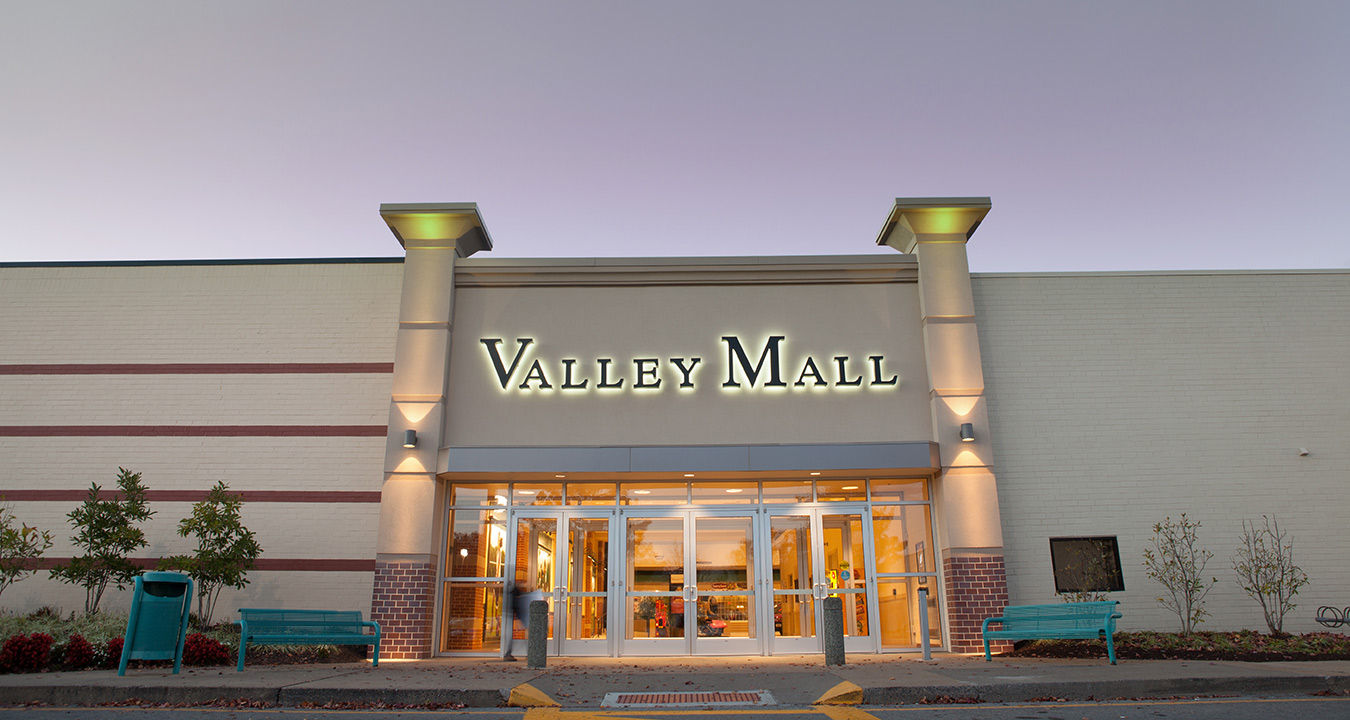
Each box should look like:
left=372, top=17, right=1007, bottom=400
left=871, top=505, right=934, bottom=574
left=438, top=476, right=940, bottom=655
left=762, top=480, right=812, bottom=503
left=440, top=581, right=503, bottom=653
left=450, top=482, right=508, bottom=506
left=512, top=482, right=563, bottom=505
left=816, top=479, right=866, bottom=502
left=566, top=482, right=617, bottom=505
left=620, top=482, right=688, bottom=505
left=878, top=577, right=942, bottom=648
left=446, top=509, right=508, bottom=578
left=870, top=478, right=928, bottom=502
left=691, top=481, right=758, bottom=504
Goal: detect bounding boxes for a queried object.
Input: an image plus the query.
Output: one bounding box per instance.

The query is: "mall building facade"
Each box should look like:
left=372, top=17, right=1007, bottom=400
left=2, top=198, right=1346, bottom=659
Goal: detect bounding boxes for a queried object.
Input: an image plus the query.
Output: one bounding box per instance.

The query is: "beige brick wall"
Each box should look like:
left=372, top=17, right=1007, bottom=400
left=973, top=270, right=1350, bottom=633
left=0, top=260, right=402, bottom=618
left=0, top=262, right=402, bottom=363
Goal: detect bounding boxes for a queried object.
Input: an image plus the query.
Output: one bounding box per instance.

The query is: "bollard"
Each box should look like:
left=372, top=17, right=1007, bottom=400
left=822, top=595, right=845, bottom=666
left=527, top=599, right=548, bottom=669
left=918, top=586, right=932, bottom=661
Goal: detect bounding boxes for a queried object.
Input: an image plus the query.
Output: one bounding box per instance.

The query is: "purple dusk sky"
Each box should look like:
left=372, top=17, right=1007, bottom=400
left=2, top=1, right=1347, bottom=271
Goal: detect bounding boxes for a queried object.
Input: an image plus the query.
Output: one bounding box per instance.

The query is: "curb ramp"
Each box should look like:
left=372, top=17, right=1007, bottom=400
left=510, top=682, right=562, bottom=707
left=813, top=680, right=863, bottom=705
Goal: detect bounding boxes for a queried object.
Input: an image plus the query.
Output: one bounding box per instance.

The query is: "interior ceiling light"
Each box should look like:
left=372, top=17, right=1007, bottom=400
left=842, top=486, right=860, bottom=490
left=683, top=473, right=695, bottom=477
left=555, top=474, right=566, bottom=478
left=517, top=490, right=536, bottom=495
left=725, top=488, right=743, bottom=493
left=634, top=490, right=651, bottom=495
left=810, top=472, right=821, bottom=476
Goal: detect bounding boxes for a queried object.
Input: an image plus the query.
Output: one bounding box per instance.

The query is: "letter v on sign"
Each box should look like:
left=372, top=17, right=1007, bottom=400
left=481, top=338, right=534, bottom=389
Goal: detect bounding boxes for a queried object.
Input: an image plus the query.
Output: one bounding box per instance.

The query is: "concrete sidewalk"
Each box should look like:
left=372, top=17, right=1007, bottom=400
left=0, top=654, right=1348, bottom=708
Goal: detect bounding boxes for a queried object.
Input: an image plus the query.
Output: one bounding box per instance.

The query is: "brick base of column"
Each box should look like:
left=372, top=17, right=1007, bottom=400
left=943, top=554, right=1012, bottom=654
left=371, top=560, right=435, bottom=659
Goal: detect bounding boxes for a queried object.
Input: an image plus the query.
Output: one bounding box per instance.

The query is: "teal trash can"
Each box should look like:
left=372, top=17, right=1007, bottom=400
left=118, top=571, right=193, bottom=676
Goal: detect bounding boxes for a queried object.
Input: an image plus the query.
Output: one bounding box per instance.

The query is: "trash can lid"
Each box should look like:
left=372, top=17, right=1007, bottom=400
left=140, top=571, right=190, bottom=583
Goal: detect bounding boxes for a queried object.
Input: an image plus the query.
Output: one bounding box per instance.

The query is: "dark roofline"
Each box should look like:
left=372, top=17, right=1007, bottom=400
left=0, top=257, right=405, bottom=269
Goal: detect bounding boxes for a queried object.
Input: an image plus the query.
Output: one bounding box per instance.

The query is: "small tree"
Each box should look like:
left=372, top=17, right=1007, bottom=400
left=1233, top=516, right=1308, bottom=635
left=160, top=482, right=261, bottom=629
left=50, top=468, right=155, bottom=615
left=1142, top=513, right=1217, bottom=633
left=0, top=501, right=54, bottom=600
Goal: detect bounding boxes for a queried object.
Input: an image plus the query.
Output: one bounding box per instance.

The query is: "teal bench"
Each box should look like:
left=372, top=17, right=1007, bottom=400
left=236, top=608, right=381, bottom=671
left=982, top=601, right=1122, bottom=664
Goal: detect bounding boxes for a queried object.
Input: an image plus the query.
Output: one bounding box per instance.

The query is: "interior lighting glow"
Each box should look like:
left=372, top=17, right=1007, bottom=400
left=555, top=474, right=566, bottom=478
left=517, top=490, right=536, bottom=495
left=842, top=486, right=859, bottom=490
left=683, top=473, right=695, bottom=477
left=634, top=490, right=651, bottom=495
left=725, top=488, right=743, bottom=493
left=810, top=472, right=821, bottom=476
left=459, top=548, right=468, bottom=558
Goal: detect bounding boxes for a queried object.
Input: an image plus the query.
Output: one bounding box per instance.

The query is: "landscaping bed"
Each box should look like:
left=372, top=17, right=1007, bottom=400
left=1005, top=630, right=1350, bottom=662
left=0, top=609, right=368, bottom=673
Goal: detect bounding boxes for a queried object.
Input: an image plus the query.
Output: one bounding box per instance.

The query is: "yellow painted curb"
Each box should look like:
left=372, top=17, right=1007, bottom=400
left=813, top=680, right=864, bottom=705
left=508, top=682, right=561, bottom=707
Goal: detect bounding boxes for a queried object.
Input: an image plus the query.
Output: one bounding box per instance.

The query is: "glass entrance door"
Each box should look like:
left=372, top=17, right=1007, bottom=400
left=620, top=510, right=761, bottom=655
left=622, top=512, right=687, bottom=655
left=691, top=513, right=758, bottom=654
left=560, top=515, right=611, bottom=655
left=766, top=507, right=877, bottom=653
left=510, top=510, right=615, bottom=657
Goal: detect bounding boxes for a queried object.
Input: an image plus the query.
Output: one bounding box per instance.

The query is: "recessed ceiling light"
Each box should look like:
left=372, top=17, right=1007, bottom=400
left=683, top=473, right=695, bottom=477
left=517, top=490, right=536, bottom=495
left=842, top=486, right=859, bottom=490
left=810, top=472, right=821, bottom=476
left=725, top=488, right=743, bottom=493
left=634, top=490, right=651, bottom=495
left=555, top=474, right=566, bottom=478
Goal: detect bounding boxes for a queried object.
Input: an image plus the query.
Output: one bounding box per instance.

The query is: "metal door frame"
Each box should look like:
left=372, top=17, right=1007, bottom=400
left=762, top=504, right=880, bottom=654
left=506, top=507, right=618, bottom=657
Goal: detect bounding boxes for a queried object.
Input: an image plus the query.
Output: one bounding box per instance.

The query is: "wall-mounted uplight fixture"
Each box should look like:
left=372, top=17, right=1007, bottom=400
left=402, top=429, right=418, bottom=448
left=959, top=423, right=975, bottom=442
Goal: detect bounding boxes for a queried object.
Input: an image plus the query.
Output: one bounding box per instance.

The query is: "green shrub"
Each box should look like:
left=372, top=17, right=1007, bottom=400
left=50, top=468, right=155, bottom=615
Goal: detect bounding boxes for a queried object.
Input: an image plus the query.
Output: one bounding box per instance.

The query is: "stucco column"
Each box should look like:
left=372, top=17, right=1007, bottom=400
left=877, top=198, right=1010, bottom=653
left=372, top=203, right=492, bottom=659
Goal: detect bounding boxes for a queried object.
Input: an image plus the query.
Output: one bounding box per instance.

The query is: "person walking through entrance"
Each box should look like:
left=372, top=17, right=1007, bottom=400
left=503, top=582, right=543, bottom=661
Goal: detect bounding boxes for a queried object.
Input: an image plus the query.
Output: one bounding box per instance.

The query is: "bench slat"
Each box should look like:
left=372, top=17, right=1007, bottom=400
left=983, top=602, right=1121, bottom=665
left=237, top=608, right=380, bottom=671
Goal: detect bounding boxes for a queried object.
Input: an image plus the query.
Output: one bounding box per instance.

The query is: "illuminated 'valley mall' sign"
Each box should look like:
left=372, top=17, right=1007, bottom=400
left=481, top=336, right=899, bottom=393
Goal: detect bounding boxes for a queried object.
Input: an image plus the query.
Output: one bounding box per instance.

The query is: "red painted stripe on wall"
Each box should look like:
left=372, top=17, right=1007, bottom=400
left=0, top=363, right=393, bottom=375
left=0, top=490, right=382, bottom=503
left=0, top=425, right=387, bottom=437
left=27, top=558, right=377, bottom=572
